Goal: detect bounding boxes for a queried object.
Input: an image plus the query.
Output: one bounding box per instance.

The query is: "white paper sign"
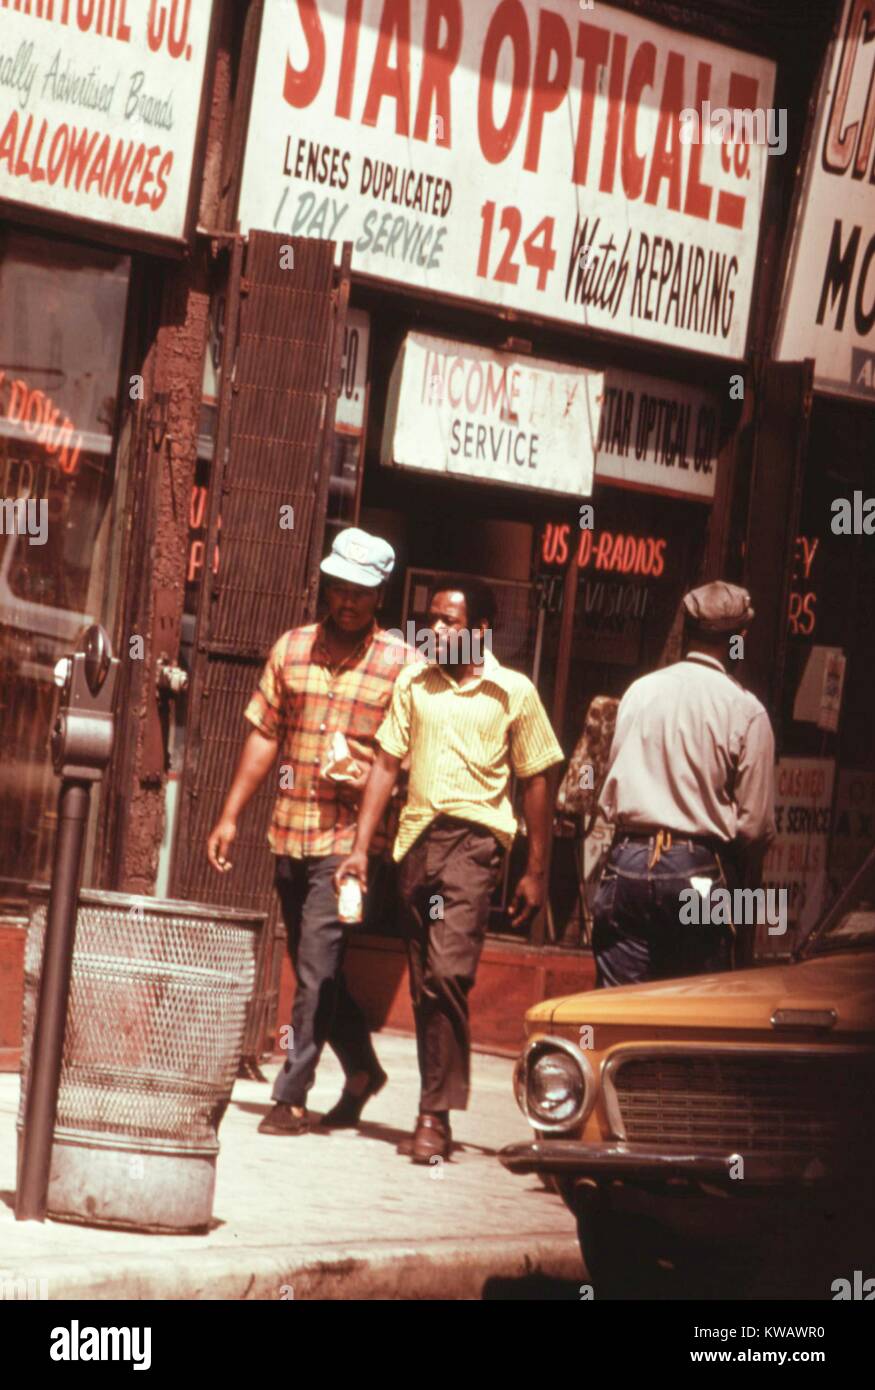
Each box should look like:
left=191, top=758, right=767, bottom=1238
left=595, top=369, right=719, bottom=499
left=775, top=0, right=875, bottom=398
left=335, top=308, right=369, bottom=434
left=239, top=0, right=775, bottom=357
left=763, top=757, right=835, bottom=948
left=0, top=1, right=215, bottom=243
left=381, top=331, right=602, bottom=497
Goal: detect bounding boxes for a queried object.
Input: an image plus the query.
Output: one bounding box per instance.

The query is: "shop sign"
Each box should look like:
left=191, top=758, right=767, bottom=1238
left=792, top=645, right=847, bottom=732
left=787, top=534, right=820, bottom=637
left=0, top=1, right=216, bottom=245
left=595, top=370, right=719, bottom=499
left=239, top=0, right=775, bottom=357
left=540, top=521, right=668, bottom=576
left=336, top=308, right=369, bottom=434
left=762, top=757, right=835, bottom=948
left=775, top=0, right=875, bottom=398
left=381, top=332, right=601, bottom=496
left=830, top=769, right=875, bottom=880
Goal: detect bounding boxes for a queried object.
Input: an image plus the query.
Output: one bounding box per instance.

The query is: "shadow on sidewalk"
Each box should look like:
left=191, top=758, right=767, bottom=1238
left=232, top=1101, right=498, bottom=1157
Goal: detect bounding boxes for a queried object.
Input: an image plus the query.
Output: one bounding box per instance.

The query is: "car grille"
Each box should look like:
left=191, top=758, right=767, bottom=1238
left=607, top=1051, right=873, bottom=1158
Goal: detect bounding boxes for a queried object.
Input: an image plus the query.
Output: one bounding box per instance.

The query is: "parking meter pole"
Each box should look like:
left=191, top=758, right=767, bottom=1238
left=14, top=779, right=91, bottom=1222
left=14, top=623, right=119, bottom=1225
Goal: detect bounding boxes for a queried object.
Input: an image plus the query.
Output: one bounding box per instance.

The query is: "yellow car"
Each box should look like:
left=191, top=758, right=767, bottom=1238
left=500, top=848, right=875, bottom=1298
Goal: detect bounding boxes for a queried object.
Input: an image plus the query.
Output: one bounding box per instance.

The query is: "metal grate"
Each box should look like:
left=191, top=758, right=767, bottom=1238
left=169, top=235, right=348, bottom=1062
left=208, top=234, right=339, bottom=654
left=609, top=1051, right=874, bottom=1158
left=18, top=890, right=261, bottom=1149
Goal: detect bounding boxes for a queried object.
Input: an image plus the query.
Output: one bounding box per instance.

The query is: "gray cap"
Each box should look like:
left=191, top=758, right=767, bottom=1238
left=682, top=581, right=754, bottom=633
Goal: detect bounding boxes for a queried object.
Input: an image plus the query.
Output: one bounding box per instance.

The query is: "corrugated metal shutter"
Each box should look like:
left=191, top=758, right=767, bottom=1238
left=170, top=232, right=350, bottom=1063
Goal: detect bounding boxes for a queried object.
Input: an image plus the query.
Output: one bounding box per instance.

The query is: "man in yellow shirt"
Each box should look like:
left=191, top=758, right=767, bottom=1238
left=336, top=578, right=564, bottom=1163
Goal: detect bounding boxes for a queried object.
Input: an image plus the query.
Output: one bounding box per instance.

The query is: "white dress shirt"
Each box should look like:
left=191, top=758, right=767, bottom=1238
left=598, top=653, right=776, bottom=847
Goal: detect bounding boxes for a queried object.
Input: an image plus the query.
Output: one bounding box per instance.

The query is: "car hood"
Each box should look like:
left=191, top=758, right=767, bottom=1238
left=535, top=950, right=875, bottom=1035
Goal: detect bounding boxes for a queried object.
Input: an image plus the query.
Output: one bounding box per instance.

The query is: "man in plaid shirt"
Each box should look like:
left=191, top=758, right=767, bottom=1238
left=207, top=528, right=416, bottom=1136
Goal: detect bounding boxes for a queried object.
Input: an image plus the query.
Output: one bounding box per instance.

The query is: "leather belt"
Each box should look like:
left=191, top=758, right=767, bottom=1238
left=614, top=825, right=727, bottom=866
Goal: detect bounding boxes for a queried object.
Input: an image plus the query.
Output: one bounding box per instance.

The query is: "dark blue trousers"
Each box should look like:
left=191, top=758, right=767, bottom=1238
left=271, top=854, right=381, bottom=1106
left=592, top=837, right=733, bottom=988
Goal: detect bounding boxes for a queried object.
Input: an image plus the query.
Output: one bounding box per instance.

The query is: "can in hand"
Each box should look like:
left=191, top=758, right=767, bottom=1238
left=337, top=874, right=363, bottom=924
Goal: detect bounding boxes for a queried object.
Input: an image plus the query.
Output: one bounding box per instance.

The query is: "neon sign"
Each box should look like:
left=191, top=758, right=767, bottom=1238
left=540, top=522, right=667, bottom=576
left=0, top=371, right=84, bottom=476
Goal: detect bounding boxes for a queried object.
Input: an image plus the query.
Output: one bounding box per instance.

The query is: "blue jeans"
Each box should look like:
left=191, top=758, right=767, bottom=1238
left=592, top=837, right=733, bottom=988
left=271, top=854, right=381, bottom=1106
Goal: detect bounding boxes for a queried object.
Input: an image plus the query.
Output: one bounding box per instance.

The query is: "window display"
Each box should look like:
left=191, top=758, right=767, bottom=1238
left=0, top=228, right=130, bottom=893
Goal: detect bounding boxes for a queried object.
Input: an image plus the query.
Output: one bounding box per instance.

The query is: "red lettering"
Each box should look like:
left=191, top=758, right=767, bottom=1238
left=362, top=0, right=411, bottom=136
left=167, top=0, right=191, bottom=60
left=541, top=523, right=569, bottom=566
left=578, top=528, right=593, bottom=567
left=594, top=530, right=613, bottom=569
left=147, top=0, right=165, bottom=52
left=335, top=0, right=362, bottom=118
left=715, top=72, right=758, bottom=228
left=122, top=143, right=146, bottom=204
left=13, top=114, right=32, bottom=178
left=412, top=0, right=461, bottom=146
left=151, top=151, right=173, bottom=209
left=598, top=32, right=627, bottom=194
left=823, top=0, right=873, bottom=174
left=609, top=533, right=626, bottom=570
left=135, top=144, right=161, bottom=206
left=684, top=61, right=713, bottom=219
left=621, top=42, right=656, bottom=201
left=187, top=538, right=204, bottom=584
left=571, top=22, right=610, bottom=186
left=447, top=357, right=465, bottom=407
left=0, top=111, right=18, bottom=172
left=478, top=0, right=530, bottom=164
left=524, top=8, right=571, bottom=174
left=283, top=0, right=326, bottom=109
left=644, top=50, right=684, bottom=210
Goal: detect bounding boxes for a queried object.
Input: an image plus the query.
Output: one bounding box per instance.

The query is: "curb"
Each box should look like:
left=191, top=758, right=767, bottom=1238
left=4, top=1234, right=584, bottom=1301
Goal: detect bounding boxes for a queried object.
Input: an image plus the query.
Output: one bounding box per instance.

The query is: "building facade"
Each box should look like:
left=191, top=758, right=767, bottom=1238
left=1, top=0, right=867, bottom=1064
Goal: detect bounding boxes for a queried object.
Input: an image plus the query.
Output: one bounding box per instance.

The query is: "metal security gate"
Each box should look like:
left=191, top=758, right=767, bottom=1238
left=170, top=232, right=350, bottom=1066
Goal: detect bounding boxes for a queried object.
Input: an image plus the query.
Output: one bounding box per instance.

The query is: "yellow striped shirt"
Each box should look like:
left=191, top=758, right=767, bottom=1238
left=376, top=649, right=564, bottom=861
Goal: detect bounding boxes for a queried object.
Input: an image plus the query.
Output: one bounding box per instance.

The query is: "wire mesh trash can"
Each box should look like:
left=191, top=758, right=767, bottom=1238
left=17, top=885, right=264, bottom=1234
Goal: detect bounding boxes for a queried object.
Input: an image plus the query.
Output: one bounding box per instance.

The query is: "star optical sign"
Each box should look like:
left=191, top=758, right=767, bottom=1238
left=0, top=1, right=216, bottom=249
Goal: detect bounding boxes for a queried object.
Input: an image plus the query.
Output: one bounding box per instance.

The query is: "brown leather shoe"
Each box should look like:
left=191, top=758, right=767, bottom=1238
left=409, top=1113, right=452, bottom=1164
left=258, top=1103, right=309, bottom=1136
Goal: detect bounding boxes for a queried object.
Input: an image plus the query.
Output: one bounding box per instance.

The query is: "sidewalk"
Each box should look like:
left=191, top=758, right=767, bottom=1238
left=0, top=1033, right=583, bottom=1300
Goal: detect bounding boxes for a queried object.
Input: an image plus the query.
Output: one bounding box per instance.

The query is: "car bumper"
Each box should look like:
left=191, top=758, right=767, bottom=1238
left=498, top=1140, right=834, bottom=1187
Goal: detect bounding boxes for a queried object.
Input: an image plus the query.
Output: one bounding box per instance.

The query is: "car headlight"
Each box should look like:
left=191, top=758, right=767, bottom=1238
left=516, top=1037, right=595, bottom=1132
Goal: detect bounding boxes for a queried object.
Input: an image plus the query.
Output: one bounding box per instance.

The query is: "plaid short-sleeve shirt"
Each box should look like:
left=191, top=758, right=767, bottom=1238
left=244, top=621, right=418, bottom=859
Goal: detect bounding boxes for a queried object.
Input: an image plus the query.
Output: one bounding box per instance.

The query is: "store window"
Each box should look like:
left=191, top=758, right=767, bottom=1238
left=0, top=228, right=130, bottom=898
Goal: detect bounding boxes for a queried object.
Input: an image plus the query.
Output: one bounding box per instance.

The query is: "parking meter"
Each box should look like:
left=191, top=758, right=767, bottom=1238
left=50, top=624, right=119, bottom=779
left=16, top=624, right=120, bottom=1222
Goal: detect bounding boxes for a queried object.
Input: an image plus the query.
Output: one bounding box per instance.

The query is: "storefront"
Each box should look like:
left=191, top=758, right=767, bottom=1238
left=224, top=0, right=810, bottom=1044
left=763, top=0, right=875, bottom=956
left=0, top=0, right=221, bottom=1064
left=0, top=1, right=844, bottom=1064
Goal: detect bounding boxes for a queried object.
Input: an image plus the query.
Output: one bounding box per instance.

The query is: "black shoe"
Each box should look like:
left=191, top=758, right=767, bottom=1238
left=258, top=1103, right=309, bottom=1136
left=321, top=1067, right=388, bottom=1129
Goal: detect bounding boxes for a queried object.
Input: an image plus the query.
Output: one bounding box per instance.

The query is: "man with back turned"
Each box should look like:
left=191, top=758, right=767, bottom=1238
left=594, top=581, right=776, bottom=986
